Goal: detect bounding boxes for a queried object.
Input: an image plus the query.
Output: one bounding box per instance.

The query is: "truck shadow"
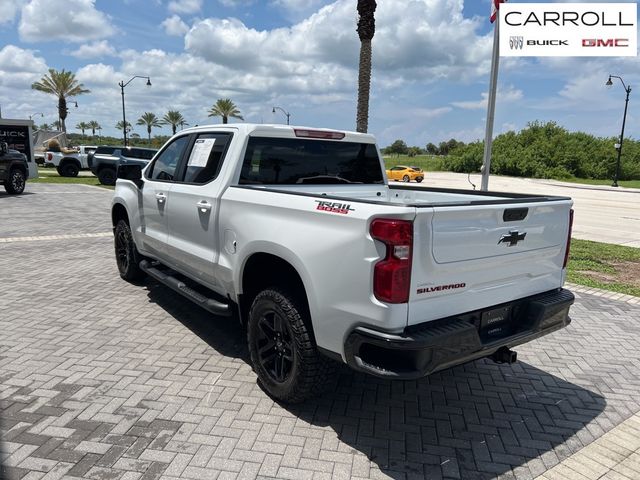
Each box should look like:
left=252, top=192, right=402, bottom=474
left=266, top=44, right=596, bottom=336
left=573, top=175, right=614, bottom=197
left=146, top=283, right=606, bottom=479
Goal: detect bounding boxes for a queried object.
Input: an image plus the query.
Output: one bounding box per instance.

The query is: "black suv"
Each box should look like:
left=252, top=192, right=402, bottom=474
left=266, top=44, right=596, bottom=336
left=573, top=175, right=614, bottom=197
left=90, top=146, right=157, bottom=185
left=0, top=142, right=29, bottom=194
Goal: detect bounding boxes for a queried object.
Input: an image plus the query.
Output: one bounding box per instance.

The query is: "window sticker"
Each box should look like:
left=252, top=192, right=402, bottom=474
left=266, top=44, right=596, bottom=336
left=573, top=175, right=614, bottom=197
left=188, top=138, right=216, bottom=167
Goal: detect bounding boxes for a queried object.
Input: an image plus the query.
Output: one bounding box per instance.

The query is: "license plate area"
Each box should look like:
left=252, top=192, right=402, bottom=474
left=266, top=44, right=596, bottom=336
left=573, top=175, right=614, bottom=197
left=479, top=305, right=513, bottom=341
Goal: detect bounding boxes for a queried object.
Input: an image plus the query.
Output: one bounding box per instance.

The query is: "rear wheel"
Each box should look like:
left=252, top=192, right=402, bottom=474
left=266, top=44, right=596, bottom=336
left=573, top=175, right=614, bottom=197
left=402, top=175, right=410, bottom=182
left=114, top=220, right=145, bottom=281
left=248, top=288, right=336, bottom=403
left=416, top=177, right=423, bottom=183
left=4, top=169, right=26, bottom=194
left=98, top=167, right=117, bottom=185
left=59, top=161, right=79, bottom=177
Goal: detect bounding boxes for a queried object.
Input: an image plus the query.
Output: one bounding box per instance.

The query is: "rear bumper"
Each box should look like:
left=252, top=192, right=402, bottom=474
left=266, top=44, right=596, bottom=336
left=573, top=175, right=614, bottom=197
left=344, top=288, right=574, bottom=379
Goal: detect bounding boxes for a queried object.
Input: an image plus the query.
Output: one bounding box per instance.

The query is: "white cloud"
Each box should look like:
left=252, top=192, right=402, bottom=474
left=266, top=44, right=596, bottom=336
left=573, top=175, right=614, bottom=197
left=451, top=86, right=523, bottom=110
left=0, top=45, right=48, bottom=88
left=70, top=40, right=116, bottom=59
left=19, top=0, right=115, bottom=43
left=161, top=15, right=189, bottom=36
left=168, top=0, right=202, bottom=14
left=0, top=0, right=26, bottom=24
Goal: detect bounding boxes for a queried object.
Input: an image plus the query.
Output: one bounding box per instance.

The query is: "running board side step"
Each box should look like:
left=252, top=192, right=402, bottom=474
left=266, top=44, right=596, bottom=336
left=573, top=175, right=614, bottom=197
left=139, top=260, right=232, bottom=317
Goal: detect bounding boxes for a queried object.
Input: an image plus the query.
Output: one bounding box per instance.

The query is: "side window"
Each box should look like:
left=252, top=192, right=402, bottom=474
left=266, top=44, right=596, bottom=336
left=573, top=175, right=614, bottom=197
left=182, top=133, right=232, bottom=184
left=148, top=136, right=189, bottom=181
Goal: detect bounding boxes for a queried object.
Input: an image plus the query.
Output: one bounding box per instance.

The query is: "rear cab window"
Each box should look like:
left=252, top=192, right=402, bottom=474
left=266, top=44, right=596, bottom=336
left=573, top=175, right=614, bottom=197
left=239, top=137, right=384, bottom=185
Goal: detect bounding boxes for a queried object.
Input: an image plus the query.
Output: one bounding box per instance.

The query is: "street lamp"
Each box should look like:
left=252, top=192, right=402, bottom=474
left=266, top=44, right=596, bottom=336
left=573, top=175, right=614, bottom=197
left=272, top=106, right=290, bottom=125
left=29, top=112, right=44, bottom=120
left=118, top=75, right=151, bottom=146
left=606, top=75, right=631, bottom=187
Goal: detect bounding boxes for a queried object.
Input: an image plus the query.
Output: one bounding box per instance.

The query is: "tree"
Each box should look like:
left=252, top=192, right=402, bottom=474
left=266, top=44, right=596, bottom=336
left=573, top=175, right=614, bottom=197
left=386, top=139, right=408, bottom=157
left=356, top=0, right=377, bottom=133
left=115, top=120, right=132, bottom=136
left=88, top=120, right=101, bottom=137
left=136, top=113, right=162, bottom=142
left=426, top=142, right=438, bottom=155
left=52, top=120, right=62, bottom=130
left=76, top=121, right=89, bottom=137
left=207, top=98, right=243, bottom=124
left=162, top=110, right=186, bottom=135
left=31, top=68, right=90, bottom=133
left=40, top=123, right=51, bottom=131
left=407, top=146, right=422, bottom=158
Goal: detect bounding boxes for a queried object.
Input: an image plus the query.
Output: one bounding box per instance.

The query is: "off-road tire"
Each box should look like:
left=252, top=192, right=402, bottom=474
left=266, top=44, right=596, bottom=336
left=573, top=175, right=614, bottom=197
left=402, top=175, right=410, bottom=182
left=114, top=220, right=145, bottom=282
left=4, top=169, right=26, bottom=194
left=59, top=161, right=79, bottom=177
left=98, top=167, right=117, bottom=185
left=248, top=288, right=336, bottom=403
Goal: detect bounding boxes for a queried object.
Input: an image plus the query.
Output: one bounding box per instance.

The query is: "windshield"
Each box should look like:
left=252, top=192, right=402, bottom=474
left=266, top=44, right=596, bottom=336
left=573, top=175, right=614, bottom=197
left=239, top=137, right=384, bottom=185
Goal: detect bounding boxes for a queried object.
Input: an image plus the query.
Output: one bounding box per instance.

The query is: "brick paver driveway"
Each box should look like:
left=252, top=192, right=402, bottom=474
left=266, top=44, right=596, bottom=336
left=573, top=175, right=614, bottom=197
left=1, top=184, right=640, bottom=480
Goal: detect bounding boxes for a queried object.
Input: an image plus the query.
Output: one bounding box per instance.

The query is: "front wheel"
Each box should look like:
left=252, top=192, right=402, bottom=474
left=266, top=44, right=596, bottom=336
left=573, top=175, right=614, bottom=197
left=114, top=220, right=145, bottom=281
left=98, top=167, right=117, bottom=185
left=402, top=175, right=410, bottom=182
left=4, top=169, right=26, bottom=194
left=247, top=288, right=336, bottom=403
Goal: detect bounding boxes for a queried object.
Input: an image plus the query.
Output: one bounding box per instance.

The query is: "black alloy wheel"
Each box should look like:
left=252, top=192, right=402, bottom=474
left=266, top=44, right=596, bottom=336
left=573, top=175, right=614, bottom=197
left=256, top=309, right=295, bottom=383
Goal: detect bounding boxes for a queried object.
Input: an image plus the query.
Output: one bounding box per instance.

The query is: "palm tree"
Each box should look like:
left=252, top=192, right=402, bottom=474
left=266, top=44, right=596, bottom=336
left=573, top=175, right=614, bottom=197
left=40, top=123, right=51, bottom=131
left=52, top=120, right=62, bottom=130
left=115, top=120, right=132, bottom=131
left=356, top=0, right=377, bottom=133
left=88, top=120, right=101, bottom=138
left=31, top=69, right=90, bottom=133
left=136, top=112, right=162, bottom=143
left=207, top=98, right=243, bottom=124
left=76, top=121, right=89, bottom=137
left=162, top=110, right=186, bottom=135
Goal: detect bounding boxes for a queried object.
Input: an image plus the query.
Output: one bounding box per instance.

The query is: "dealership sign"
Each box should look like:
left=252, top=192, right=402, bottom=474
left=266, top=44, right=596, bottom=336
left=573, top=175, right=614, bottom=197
left=500, top=3, right=637, bottom=57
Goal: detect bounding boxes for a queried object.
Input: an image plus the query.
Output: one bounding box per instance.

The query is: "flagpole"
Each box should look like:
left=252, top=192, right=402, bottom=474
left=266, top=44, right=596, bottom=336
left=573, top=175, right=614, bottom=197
left=481, top=13, right=500, bottom=191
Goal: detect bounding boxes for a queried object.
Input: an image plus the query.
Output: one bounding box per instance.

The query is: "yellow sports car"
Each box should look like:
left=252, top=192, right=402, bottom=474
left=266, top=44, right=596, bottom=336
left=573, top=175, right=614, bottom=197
left=385, top=165, right=424, bottom=183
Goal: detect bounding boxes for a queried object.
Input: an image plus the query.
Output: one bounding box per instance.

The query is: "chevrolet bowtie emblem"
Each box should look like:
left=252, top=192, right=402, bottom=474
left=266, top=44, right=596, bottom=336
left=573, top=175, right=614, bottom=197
left=498, top=230, right=527, bottom=247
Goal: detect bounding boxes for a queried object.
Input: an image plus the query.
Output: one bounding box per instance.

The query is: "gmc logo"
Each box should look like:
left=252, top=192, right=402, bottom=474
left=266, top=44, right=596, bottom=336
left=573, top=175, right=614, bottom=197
left=582, top=38, right=629, bottom=47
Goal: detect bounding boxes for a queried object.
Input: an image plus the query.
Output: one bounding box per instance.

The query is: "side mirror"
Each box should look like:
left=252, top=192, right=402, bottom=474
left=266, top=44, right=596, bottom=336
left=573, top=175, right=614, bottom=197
left=117, top=163, right=144, bottom=189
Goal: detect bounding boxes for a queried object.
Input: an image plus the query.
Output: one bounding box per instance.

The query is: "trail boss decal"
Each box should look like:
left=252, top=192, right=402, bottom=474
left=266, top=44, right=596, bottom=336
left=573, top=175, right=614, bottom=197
left=417, top=283, right=466, bottom=295
left=314, top=200, right=355, bottom=215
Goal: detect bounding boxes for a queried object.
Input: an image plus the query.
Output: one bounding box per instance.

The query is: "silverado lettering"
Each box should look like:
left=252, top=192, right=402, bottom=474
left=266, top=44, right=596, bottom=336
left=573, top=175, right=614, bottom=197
left=417, top=283, right=466, bottom=294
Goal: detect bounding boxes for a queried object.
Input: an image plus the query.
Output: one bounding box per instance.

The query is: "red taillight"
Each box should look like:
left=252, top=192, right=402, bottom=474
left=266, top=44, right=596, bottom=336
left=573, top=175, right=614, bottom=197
left=563, top=209, right=574, bottom=268
left=370, top=219, right=413, bottom=303
left=294, top=129, right=345, bottom=140
left=47, top=153, right=52, bottom=160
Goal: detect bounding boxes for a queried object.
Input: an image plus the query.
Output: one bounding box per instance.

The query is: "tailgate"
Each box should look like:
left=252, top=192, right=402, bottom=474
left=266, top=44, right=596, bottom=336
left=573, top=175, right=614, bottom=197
left=408, top=200, right=572, bottom=327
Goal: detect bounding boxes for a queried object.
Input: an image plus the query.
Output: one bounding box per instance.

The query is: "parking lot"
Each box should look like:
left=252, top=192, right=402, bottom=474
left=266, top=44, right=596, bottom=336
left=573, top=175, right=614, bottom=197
left=1, top=183, right=640, bottom=480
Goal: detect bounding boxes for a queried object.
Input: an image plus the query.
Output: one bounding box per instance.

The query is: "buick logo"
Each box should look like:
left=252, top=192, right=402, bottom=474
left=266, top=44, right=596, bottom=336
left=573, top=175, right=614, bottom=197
left=498, top=230, right=527, bottom=247
left=509, top=36, right=524, bottom=50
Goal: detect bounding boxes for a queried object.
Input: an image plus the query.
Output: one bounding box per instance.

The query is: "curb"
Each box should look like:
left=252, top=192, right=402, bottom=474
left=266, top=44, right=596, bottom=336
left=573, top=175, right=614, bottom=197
left=566, top=283, right=640, bottom=306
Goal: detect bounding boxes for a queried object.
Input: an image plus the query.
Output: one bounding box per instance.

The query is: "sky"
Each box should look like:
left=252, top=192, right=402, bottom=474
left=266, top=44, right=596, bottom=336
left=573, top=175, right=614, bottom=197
left=0, top=0, right=638, bottom=147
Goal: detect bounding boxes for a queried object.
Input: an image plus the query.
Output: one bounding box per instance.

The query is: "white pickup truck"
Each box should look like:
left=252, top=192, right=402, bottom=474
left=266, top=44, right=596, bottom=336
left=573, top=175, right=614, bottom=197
left=45, top=145, right=97, bottom=177
left=112, top=124, right=575, bottom=403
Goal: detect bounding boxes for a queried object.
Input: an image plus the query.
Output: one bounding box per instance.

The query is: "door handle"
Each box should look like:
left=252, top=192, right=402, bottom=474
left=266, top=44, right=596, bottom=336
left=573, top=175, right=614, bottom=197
left=197, top=200, right=212, bottom=213
left=155, top=193, right=166, bottom=204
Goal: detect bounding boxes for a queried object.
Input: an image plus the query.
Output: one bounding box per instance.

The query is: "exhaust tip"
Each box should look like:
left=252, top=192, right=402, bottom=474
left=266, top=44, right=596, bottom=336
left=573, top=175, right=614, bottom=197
left=490, top=347, right=517, bottom=364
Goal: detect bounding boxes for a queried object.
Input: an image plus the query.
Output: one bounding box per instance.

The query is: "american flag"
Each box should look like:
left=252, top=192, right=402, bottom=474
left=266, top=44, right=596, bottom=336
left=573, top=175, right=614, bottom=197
left=490, top=0, right=506, bottom=23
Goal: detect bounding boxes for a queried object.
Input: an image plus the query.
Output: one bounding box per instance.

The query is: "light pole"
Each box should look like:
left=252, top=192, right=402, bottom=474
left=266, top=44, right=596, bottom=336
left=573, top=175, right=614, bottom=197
left=119, top=76, right=151, bottom=146
left=29, top=112, right=44, bottom=120
left=272, top=106, right=290, bottom=125
left=606, top=75, right=631, bottom=187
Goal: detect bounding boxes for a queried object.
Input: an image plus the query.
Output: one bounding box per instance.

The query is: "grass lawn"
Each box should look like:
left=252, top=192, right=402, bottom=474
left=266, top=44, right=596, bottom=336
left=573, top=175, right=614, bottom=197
left=31, top=168, right=114, bottom=190
left=567, top=239, right=640, bottom=297
left=560, top=177, right=640, bottom=189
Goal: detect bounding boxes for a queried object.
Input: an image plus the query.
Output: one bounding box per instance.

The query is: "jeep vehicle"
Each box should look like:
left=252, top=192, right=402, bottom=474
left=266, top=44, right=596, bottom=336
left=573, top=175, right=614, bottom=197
left=112, top=124, right=574, bottom=403
left=0, top=142, right=29, bottom=194
left=92, top=146, right=157, bottom=185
